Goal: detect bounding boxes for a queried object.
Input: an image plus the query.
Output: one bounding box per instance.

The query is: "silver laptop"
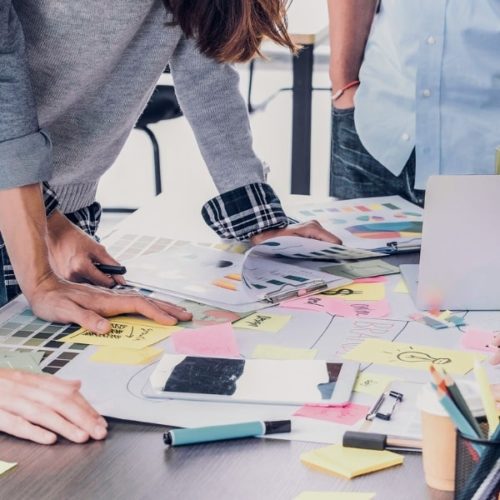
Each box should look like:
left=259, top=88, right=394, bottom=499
left=400, top=175, right=500, bottom=310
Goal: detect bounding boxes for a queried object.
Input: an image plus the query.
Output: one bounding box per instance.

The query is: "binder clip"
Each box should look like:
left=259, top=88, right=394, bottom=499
left=366, top=390, right=404, bottom=421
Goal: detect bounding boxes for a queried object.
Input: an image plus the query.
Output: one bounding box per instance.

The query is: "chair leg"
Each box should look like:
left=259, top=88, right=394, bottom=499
left=139, top=125, right=163, bottom=196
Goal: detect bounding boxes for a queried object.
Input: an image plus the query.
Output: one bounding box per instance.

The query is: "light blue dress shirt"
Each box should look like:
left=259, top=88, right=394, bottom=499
left=354, top=0, right=500, bottom=189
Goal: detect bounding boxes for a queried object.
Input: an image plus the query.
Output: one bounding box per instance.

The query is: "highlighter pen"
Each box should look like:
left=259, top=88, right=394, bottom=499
left=163, top=420, right=291, bottom=447
left=94, top=263, right=127, bottom=275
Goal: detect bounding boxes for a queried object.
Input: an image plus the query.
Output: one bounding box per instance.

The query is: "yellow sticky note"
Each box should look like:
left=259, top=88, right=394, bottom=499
left=394, top=279, right=409, bottom=294
left=354, top=372, right=397, bottom=396
left=301, top=444, right=403, bottom=479
left=294, top=493, right=375, bottom=500
left=324, top=283, right=385, bottom=301
left=344, top=339, right=484, bottom=375
left=0, top=461, right=17, bottom=475
left=233, top=313, right=291, bottom=333
left=473, top=360, right=500, bottom=437
left=251, top=344, right=317, bottom=360
left=90, top=346, right=163, bottom=365
left=60, top=316, right=180, bottom=349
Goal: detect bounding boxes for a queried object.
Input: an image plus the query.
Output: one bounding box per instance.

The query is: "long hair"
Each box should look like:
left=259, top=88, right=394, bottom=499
left=163, top=0, right=297, bottom=63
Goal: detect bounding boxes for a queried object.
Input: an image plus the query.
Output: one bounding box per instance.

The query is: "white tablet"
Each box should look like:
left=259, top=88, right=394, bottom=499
left=149, top=354, right=359, bottom=406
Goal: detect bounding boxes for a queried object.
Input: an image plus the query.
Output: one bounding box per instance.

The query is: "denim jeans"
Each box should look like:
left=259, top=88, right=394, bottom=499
left=329, top=107, right=425, bottom=207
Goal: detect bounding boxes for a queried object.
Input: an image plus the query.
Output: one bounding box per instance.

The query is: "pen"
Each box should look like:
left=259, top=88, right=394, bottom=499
left=94, top=263, right=127, bottom=275
left=163, top=420, right=291, bottom=447
left=343, top=431, right=422, bottom=452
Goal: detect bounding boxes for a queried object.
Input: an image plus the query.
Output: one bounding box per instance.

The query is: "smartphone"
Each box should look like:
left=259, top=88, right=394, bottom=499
left=149, top=354, right=359, bottom=406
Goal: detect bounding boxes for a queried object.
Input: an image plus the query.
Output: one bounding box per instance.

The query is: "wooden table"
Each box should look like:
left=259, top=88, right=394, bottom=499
left=0, top=192, right=454, bottom=499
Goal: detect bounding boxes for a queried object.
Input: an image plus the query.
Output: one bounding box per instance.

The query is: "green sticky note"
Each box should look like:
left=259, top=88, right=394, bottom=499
left=321, top=260, right=399, bottom=279
left=0, top=349, right=43, bottom=373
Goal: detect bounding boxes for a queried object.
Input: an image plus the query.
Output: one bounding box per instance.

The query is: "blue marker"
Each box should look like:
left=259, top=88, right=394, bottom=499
left=163, top=420, right=291, bottom=447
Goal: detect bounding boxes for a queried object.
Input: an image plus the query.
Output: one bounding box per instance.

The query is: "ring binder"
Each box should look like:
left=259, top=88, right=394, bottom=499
left=263, top=279, right=329, bottom=304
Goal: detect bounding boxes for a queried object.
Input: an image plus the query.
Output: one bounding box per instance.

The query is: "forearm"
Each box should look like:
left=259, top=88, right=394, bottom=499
left=0, top=184, right=52, bottom=297
left=328, top=0, right=378, bottom=89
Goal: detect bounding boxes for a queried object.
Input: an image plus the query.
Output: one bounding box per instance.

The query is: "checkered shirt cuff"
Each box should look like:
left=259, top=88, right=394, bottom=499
left=202, top=183, right=289, bottom=241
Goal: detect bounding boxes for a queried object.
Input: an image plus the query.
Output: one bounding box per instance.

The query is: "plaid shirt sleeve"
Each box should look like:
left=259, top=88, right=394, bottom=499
left=201, top=182, right=290, bottom=241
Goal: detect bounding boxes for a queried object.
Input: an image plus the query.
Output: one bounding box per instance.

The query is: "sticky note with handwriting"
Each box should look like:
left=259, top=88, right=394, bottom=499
left=60, top=316, right=180, bottom=349
left=171, top=322, right=240, bottom=358
left=301, top=444, right=403, bottom=479
left=233, top=313, right=291, bottom=333
left=90, top=346, right=163, bottom=365
left=293, top=403, right=369, bottom=426
left=344, top=339, right=484, bottom=375
left=323, top=283, right=385, bottom=301
left=251, top=344, right=317, bottom=360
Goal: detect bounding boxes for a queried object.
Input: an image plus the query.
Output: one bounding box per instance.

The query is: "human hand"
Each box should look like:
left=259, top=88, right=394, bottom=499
left=250, top=220, right=342, bottom=246
left=47, top=211, right=126, bottom=288
left=332, top=84, right=359, bottom=110
left=0, top=369, right=107, bottom=444
left=27, top=273, right=192, bottom=333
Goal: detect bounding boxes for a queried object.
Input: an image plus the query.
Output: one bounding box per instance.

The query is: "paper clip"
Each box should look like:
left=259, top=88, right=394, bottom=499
left=365, top=390, right=404, bottom=421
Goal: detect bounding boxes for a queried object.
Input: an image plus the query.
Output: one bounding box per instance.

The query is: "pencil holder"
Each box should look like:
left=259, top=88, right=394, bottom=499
left=454, top=424, right=500, bottom=500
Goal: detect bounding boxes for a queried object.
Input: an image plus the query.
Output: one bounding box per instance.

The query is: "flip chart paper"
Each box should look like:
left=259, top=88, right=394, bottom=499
left=0, top=349, right=43, bottom=373
left=233, top=313, right=291, bottom=333
left=301, top=444, right=403, bottom=479
left=294, top=493, right=375, bottom=500
left=324, top=283, right=385, bottom=301
left=344, top=339, right=484, bottom=375
left=354, top=372, right=397, bottom=396
left=251, top=344, right=317, bottom=360
left=294, top=403, right=369, bottom=425
left=460, top=328, right=497, bottom=353
left=394, top=279, right=409, bottom=294
left=0, top=461, right=17, bottom=476
left=171, top=323, right=240, bottom=358
left=90, top=346, right=163, bottom=365
left=60, top=316, right=180, bottom=349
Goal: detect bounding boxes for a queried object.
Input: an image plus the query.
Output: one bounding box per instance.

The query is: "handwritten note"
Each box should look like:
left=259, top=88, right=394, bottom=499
left=354, top=372, right=397, bottom=396
left=0, top=461, right=17, bottom=476
left=460, top=327, right=497, bottom=353
left=90, top=346, right=163, bottom=365
left=171, top=322, right=240, bottom=358
left=0, top=349, right=43, bottom=373
left=294, top=403, right=369, bottom=426
left=282, top=295, right=333, bottom=313
left=322, top=298, right=390, bottom=319
left=233, top=313, right=291, bottom=333
left=344, top=339, right=484, bottom=375
left=60, top=316, right=180, bottom=349
left=301, top=444, right=403, bottom=479
left=295, top=493, right=375, bottom=500
left=251, top=344, right=317, bottom=360
left=323, top=283, right=385, bottom=301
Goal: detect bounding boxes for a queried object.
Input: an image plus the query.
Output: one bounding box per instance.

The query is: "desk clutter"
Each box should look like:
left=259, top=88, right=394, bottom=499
left=0, top=195, right=499, bottom=495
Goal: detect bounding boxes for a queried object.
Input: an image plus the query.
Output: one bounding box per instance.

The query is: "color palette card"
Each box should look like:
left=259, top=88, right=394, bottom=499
left=301, top=444, right=403, bottom=479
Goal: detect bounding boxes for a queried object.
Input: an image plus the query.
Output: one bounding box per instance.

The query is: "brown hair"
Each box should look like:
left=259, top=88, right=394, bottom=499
left=163, top=0, right=297, bottom=63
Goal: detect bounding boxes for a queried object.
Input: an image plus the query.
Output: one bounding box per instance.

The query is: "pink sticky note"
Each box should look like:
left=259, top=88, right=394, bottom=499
left=171, top=323, right=240, bottom=358
left=460, top=328, right=497, bottom=353
left=293, top=403, right=369, bottom=426
left=354, top=276, right=387, bottom=284
left=282, top=295, right=332, bottom=313
left=322, top=298, right=391, bottom=318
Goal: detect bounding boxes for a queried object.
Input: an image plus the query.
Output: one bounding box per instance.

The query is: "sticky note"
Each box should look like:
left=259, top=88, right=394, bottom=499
left=294, top=493, right=375, bottom=500
left=301, top=444, right=403, bottom=479
left=293, top=403, right=369, bottom=426
left=344, top=339, right=484, bottom=375
left=354, top=276, right=388, bottom=284
left=251, top=344, right=317, bottom=360
left=0, top=461, right=17, bottom=476
left=171, top=323, right=240, bottom=358
left=354, top=372, right=397, bottom=396
left=282, top=295, right=333, bottom=313
left=90, top=346, right=163, bottom=365
left=460, top=328, right=497, bottom=353
left=60, top=316, right=180, bottom=349
left=394, top=279, right=409, bottom=294
left=321, top=298, right=390, bottom=319
left=233, top=313, right=291, bottom=333
left=0, top=349, right=43, bottom=373
left=323, top=283, right=385, bottom=301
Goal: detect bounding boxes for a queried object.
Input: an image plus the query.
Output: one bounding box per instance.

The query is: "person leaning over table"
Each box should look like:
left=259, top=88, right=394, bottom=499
left=327, top=0, right=500, bottom=205
left=0, top=0, right=340, bottom=445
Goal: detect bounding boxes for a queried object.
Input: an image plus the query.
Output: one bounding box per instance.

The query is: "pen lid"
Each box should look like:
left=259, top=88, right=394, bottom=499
left=264, top=420, right=292, bottom=435
left=343, top=431, right=386, bottom=451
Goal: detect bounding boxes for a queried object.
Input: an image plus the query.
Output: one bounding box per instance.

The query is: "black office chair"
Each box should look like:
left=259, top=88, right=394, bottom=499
left=103, top=84, right=183, bottom=213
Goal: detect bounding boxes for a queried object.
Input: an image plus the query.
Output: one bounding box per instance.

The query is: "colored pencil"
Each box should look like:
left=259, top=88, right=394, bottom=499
left=473, top=360, right=499, bottom=438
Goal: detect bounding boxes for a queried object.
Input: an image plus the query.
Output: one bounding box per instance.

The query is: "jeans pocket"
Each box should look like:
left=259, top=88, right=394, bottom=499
left=332, top=106, right=355, bottom=116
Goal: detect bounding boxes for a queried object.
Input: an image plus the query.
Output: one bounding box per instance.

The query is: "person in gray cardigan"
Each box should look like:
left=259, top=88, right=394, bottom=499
left=0, top=2, right=338, bottom=444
